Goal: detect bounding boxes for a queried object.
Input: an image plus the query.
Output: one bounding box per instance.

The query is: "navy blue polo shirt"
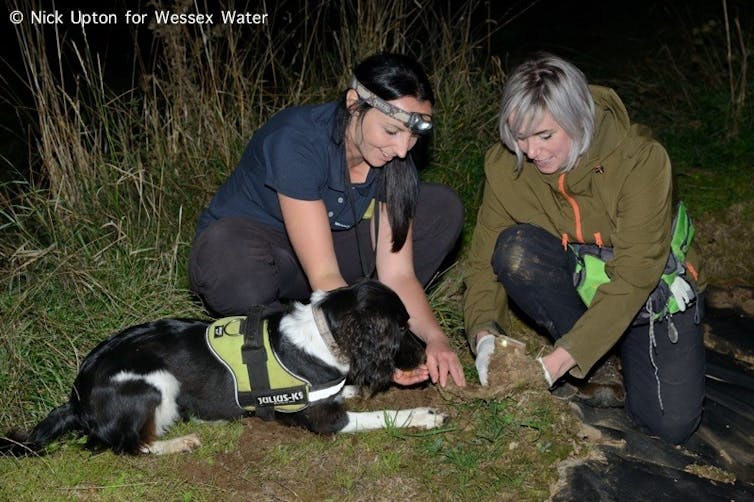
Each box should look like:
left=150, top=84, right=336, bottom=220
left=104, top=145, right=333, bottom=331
left=195, top=102, right=380, bottom=237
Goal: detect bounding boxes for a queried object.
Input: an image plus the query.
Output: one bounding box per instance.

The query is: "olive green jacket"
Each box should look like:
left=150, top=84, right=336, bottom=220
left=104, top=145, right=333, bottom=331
left=463, top=85, right=706, bottom=378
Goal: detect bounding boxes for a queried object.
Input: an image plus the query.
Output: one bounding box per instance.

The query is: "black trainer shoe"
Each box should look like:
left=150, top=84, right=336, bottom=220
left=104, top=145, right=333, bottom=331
left=575, top=355, right=625, bottom=408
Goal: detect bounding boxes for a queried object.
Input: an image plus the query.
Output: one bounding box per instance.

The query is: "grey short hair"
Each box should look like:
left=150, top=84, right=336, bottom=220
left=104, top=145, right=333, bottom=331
left=498, top=53, right=595, bottom=174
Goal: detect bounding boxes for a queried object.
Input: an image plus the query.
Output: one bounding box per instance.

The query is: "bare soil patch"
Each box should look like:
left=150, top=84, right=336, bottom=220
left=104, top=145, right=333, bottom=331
left=174, top=366, right=583, bottom=499
left=173, top=202, right=754, bottom=499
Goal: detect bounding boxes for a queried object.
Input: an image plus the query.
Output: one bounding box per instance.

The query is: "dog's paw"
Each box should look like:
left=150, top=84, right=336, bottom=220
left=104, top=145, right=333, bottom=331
left=406, top=407, right=448, bottom=430
left=142, top=434, right=202, bottom=455
left=179, top=433, right=202, bottom=451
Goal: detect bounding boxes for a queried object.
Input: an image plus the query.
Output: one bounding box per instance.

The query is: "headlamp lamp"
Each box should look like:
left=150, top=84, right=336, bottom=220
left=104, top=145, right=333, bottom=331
left=350, top=77, right=433, bottom=134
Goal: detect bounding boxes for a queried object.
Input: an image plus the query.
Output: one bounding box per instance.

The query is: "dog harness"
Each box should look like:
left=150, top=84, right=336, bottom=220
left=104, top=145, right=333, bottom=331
left=206, top=306, right=346, bottom=420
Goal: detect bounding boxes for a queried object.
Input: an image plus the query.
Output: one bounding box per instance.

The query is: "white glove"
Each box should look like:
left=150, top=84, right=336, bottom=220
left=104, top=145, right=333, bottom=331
left=536, top=356, right=554, bottom=387
left=669, top=276, right=694, bottom=312
left=475, top=334, right=496, bottom=387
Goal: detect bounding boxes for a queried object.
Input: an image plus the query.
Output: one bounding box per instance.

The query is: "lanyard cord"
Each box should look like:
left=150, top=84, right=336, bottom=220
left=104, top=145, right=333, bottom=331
left=344, top=163, right=378, bottom=279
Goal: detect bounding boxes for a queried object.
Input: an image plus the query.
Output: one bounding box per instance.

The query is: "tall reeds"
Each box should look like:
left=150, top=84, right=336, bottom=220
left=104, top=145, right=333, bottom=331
left=722, top=0, right=749, bottom=138
left=1, top=0, right=503, bottom=425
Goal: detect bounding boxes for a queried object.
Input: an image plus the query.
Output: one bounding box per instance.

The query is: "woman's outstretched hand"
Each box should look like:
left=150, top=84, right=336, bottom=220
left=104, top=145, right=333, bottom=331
left=425, top=338, right=466, bottom=388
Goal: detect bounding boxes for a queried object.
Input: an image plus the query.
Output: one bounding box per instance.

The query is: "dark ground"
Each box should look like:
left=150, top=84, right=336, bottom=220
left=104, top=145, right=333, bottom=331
left=552, top=288, right=754, bottom=500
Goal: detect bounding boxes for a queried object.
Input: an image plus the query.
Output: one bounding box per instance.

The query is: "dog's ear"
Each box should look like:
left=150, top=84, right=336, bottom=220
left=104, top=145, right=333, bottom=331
left=334, top=310, right=402, bottom=393
left=394, top=330, right=426, bottom=370
left=319, top=280, right=412, bottom=393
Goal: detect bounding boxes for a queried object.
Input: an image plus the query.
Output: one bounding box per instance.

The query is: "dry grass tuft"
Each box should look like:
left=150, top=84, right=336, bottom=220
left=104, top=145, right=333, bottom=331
left=694, top=201, right=754, bottom=286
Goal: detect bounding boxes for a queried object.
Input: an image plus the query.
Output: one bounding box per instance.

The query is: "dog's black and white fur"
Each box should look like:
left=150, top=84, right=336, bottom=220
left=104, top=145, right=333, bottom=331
left=2, top=280, right=446, bottom=456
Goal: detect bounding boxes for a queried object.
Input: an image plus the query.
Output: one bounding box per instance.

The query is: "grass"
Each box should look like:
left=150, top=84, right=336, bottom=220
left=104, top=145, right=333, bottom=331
left=1, top=0, right=753, bottom=499
left=2, top=392, right=576, bottom=500
left=610, top=3, right=754, bottom=216
left=1, top=421, right=246, bottom=501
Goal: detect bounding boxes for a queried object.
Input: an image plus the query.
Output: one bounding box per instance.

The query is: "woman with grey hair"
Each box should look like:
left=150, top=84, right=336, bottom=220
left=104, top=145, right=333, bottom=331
left=463, top=53, right=706, bottom=443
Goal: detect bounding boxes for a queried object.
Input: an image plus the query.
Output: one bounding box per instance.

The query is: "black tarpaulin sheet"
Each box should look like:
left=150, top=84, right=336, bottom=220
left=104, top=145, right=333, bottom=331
left=552, top=300, right=754, bottom=500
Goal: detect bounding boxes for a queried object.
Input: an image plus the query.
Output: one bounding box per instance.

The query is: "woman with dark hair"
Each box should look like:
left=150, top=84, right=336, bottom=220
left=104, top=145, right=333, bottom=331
left=189, top=53, right=466, bottom=388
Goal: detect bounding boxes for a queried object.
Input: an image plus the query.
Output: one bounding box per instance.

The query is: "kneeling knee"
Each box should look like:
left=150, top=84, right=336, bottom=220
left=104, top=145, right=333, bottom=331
left=649, top=412, right=702, bottom=445
left=491, top=226, right=531, bottom=280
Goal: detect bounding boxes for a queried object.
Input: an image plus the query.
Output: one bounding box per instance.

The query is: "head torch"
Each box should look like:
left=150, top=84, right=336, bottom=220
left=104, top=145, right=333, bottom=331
left=350, top=77, right=433, bottom=134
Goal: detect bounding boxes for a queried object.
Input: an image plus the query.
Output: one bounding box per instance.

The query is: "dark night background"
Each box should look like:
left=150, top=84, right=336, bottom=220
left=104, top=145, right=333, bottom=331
left=1, top=0, right=751, bottom=182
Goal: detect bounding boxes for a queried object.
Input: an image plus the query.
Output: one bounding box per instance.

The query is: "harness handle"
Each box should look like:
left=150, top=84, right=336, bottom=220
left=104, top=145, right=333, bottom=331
left=241, top=305, right=275, bottom=420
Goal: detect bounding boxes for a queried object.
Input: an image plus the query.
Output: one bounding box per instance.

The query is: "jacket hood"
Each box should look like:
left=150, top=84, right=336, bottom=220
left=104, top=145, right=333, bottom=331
left=539, top=85, right=633, bottom=192
left=583, top=85, right=631, bottom=167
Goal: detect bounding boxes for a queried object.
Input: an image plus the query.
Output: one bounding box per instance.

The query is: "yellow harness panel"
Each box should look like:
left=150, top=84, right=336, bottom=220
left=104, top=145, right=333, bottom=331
left=206, top=316, right=310, bottom=413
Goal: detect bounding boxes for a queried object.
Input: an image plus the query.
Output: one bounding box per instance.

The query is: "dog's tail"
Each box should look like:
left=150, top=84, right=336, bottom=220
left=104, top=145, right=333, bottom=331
left=0, top=403, right=81, bottom=457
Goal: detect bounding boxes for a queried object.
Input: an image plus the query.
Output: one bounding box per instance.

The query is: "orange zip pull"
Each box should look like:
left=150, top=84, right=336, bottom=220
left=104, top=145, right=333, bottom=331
left=558, top=173, right=584, bottom=242
left=561, top=233, right=569, bottom=251
left=686, top=261, right=699, bottom=282
left=594, top=232, right=603, bottom=247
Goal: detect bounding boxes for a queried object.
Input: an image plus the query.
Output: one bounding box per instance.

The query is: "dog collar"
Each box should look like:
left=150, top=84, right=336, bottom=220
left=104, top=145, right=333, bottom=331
left=312, top=304, right=346, bottom=365
left=308, top=377, right=346, bottom=402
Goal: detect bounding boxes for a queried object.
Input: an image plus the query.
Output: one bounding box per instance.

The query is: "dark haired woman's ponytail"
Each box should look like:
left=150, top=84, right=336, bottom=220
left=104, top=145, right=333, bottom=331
left=382, top=155, right=419, bottom=252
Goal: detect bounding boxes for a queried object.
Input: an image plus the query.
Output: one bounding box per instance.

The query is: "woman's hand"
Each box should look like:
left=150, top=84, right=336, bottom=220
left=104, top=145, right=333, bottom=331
left=538, top=346, right=576, bottom=386
left=425, top=337, right=466, bottom=388
left=474, top=331, right=496, bottom=386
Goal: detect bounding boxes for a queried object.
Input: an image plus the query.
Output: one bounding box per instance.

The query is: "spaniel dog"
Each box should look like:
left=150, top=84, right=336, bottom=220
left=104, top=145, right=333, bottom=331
left=2, top=280, right=446, bottom=456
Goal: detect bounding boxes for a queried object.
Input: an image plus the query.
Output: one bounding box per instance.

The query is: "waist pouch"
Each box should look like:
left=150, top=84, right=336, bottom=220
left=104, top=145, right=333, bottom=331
left=571, top=201, right=696, bottom=323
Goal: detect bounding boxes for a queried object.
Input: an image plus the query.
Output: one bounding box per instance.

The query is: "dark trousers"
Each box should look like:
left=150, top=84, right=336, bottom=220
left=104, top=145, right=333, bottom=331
left=491, top=224, right=705, bottom=444
left=189, top=182, right=463, bottom=315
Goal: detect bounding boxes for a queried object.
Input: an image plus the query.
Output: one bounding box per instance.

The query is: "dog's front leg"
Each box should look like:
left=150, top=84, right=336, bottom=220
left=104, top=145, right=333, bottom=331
left=139, top=434, right=202, bottom=455
left=338, top=408, right=447, bottom=433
